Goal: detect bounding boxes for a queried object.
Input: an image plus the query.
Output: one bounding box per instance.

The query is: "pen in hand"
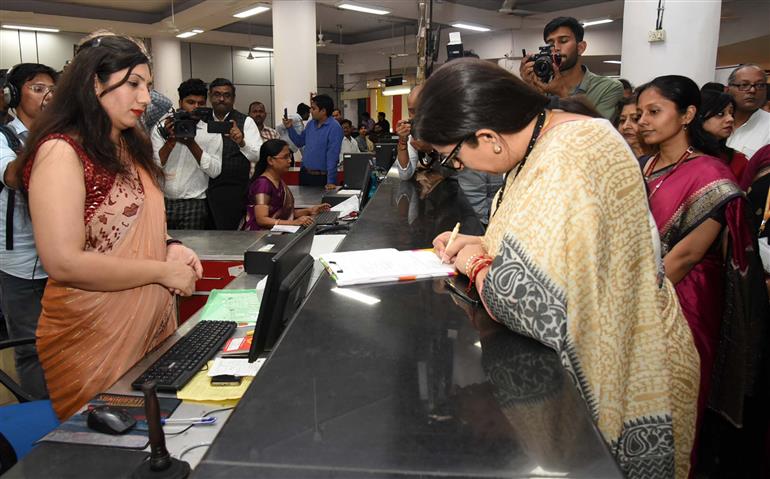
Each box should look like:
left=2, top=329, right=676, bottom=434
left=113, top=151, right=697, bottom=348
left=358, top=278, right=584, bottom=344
left=442, top=222, right=461, bottom=264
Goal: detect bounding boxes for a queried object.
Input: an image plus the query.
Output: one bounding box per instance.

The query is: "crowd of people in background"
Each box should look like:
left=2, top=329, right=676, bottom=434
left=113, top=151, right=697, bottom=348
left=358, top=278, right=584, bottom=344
left=0, top=13, right=768, bottom=479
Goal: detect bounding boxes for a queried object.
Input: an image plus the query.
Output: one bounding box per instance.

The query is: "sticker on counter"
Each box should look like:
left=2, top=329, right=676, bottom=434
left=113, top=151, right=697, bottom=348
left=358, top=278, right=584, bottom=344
left=258, top=244, right=274, bottom=252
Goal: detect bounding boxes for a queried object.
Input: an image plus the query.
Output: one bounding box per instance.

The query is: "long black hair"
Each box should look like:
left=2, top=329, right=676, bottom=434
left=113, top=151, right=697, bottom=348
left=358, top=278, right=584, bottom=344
left=636, top=75, right=721, bottom=157
left=413, top=58, right=550, bottom=147
left=699, top=89, right=737, bottom=152
left=250, top=139, right=289, bottom=183
left=18, top=34, right=162, bottom=186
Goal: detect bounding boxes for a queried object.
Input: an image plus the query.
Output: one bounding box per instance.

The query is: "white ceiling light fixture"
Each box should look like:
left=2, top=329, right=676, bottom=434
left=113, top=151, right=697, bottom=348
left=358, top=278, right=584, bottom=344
left=252, top=47, right=274, bottom=52
left=176, top=31, right=198, bottom=39
left=2, top=24, right=60, bottom=33
left=382, top=85, right=411, bottom=96
left=451, top=22, right=491, bottom=32
left=337, top=2, right=390, bottom=15
left=233, top=4, right=270, bottom=19
left=191, top=28, right=204, bottom=34
left=603, top=60, right=622, bottom=64
left=581, top=18, right=613, bottom=27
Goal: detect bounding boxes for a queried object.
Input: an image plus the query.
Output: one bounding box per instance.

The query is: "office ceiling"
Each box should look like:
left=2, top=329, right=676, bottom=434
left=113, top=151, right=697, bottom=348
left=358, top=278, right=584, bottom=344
left=0, top=0, right=625, bottom=45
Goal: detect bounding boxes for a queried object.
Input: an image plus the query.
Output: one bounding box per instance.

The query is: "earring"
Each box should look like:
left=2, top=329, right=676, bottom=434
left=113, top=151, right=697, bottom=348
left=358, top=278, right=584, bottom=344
left=493, top=144, right=502, bottom=154
left=683, top=124, right=689, bottom=131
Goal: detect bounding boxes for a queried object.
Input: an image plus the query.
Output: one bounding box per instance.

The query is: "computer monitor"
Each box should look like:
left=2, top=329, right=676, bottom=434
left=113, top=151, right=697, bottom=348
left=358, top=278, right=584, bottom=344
left=342, top=153, right=374, bottom=189
left=249, top=225, right=316, bottom=362
left=374, top=143, right=396, bottom=171
left=358, top=162, right=374, bottom=212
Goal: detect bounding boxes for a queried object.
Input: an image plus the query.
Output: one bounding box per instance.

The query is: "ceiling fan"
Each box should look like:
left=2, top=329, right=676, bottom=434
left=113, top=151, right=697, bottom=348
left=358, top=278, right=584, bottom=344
left=498, top=0, right=537, bottom=16
left=160, top=0, right=180, bottom=33
left=316, top=20, right=332, bottom=47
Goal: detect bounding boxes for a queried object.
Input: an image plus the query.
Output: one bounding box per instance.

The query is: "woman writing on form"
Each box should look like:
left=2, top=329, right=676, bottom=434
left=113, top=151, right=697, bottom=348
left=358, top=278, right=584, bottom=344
left=414, top=59, right=698, bottom=479
left=19, top=34, right=201, bottom=419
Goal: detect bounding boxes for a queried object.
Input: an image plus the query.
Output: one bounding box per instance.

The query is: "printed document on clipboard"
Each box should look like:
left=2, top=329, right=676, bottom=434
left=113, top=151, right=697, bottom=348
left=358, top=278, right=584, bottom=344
left=318, top=248, right=456, bottom=286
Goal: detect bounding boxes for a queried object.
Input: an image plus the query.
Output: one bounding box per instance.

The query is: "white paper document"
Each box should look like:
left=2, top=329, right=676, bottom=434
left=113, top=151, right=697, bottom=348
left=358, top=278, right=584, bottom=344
left=271, top=224, right=301, bottom=233
left=208, top=357, right=266, bottom=377
left=319, top=248, right=456, bottom=286
left=330, top=194, right=360, bottom=217
left=336, top=189, right=361, bottom=195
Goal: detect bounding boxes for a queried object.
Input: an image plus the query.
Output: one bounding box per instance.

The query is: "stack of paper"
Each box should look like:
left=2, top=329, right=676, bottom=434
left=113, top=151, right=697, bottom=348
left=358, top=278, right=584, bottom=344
left=319, top=248, right=456, bottom=286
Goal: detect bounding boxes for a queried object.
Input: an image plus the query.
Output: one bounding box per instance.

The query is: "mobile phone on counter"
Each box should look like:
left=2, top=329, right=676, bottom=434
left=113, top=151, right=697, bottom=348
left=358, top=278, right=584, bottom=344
left=210, top=374, right=242, bottom=387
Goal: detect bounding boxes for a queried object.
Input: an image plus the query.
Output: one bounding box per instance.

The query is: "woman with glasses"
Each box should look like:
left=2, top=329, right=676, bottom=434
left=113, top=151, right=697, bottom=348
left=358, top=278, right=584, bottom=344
left=241, top=139, right=330, bottom=230
left=414, top=59, right=699, bottom=479
left=17, top=34, right=201, bottom=420
left=636, top=75, right=768, bottom=474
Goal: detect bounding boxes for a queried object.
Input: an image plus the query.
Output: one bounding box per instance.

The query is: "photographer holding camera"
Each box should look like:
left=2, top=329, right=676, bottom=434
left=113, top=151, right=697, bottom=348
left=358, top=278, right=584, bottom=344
left=152, top=78, right=222, bottom=229
left=520, top=17, right=623, bottom=119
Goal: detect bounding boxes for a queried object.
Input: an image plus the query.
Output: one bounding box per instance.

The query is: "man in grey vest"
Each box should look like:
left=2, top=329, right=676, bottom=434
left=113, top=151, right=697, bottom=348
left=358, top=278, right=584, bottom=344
left=207, top=78, right=262, bottom=229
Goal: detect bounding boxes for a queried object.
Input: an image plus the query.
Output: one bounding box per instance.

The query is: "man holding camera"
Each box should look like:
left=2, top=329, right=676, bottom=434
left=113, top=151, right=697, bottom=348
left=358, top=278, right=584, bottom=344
left=152, top=78, right=222, bottom=230
left=207, top=78, right=262, bottom=230
left=520, top=16, right=623, bottom=119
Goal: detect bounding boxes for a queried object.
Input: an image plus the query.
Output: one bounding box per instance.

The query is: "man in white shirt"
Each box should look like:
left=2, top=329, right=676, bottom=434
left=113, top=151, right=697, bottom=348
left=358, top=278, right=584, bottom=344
left=207, top=78, right=262, bottom=230
left=726, top=64, right=770, bottom=159
left=0, top=63, right=57, bottom=399
left=152, top=79, right=222, bottom=229
left=339, top=118, right=360, bottom=164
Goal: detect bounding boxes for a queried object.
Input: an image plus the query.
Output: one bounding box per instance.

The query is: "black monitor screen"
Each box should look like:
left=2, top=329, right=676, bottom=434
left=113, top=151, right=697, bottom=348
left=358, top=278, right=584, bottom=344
left=374, top=143, right=396, bottom=171
left=249, top=225, right=315, bottom=362
left=343, top=153, right=374, bottom=189
left=359, top=163, right=374, bottom=212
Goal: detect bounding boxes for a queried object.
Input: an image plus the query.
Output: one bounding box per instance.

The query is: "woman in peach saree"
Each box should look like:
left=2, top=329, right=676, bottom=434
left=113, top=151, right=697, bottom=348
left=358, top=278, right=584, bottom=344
left=19, top=34, right=201, bottom=419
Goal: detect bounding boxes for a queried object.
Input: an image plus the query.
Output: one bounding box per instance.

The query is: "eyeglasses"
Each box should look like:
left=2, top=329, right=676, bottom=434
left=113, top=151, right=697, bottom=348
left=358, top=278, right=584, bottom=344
left=210, top=91, right=233, bottom=99
left=729, top=82, right=767, bottom=92
left=437, top=137, right=468, bottom=170
left=26, top=84, right=55, bottom=95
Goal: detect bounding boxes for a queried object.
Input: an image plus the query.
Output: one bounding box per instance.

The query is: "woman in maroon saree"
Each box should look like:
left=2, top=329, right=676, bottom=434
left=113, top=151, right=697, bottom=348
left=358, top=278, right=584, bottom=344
left=638, top=76, right=769, bottom=475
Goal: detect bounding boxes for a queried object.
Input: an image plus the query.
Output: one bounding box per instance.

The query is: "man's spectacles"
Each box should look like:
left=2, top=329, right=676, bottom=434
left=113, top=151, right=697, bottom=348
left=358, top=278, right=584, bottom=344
left=26, top=84, right=55, bottom=95
left=210, top=91, right=233, bottom=99
left=729, top=82, right=767, bottom=92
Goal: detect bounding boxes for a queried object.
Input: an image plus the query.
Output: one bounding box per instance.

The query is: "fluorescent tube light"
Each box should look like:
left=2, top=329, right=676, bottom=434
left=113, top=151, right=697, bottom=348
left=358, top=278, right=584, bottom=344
left=337, top=3, right=390, bottom=15
left=330, top=287, right=381, bottom=305
left=176, top=31, right=198, bottom=39
left=233, top=5, right=270, bottom=18
left=382, top=86, right=411, bottom=96
left=191, top=29, right=204, bottom=34
left=582, top=18, right=613, bottom=27
left=252, top=47, right=274, bottom=52
left=451, top=23, right=491, bottom=32
left=603, top=60, right=622, bottom=64
left=2, top=24, right=60, bottom=33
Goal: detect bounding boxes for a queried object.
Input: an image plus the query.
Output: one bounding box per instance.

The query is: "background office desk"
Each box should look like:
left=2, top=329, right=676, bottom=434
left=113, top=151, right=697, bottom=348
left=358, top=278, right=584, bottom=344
left=194, top=171, right=623, bottom=478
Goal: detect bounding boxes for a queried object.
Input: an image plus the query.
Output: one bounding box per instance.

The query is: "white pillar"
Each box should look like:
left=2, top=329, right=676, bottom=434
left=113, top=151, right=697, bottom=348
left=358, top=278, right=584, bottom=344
left=273, top=0, right=317, bottom=126
left=620, top=1, right=721, bottom=87
left=150, top=37, right=183, bottom=103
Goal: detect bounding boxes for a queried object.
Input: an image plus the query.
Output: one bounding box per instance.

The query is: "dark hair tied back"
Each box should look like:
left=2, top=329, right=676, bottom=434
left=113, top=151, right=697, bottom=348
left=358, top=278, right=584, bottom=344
left=636, top=75, right=721, bottom=157
left=412, top=58, right=549, bottom=147
left=251, top=139, right=288, bottom=182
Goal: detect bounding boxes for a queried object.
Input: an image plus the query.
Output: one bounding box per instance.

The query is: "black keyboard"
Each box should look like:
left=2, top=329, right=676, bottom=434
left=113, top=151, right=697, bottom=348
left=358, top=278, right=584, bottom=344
left=132, top=320, right=237, bottom=392
left=314, top=211, right=340, bottom=225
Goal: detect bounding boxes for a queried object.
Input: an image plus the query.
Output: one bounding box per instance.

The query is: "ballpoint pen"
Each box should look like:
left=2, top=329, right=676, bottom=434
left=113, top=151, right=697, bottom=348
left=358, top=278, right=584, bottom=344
left=442, top=222, right=461, bottom=263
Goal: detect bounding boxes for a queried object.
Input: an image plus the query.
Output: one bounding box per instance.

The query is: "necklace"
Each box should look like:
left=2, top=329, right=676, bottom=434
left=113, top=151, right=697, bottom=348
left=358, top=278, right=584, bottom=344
left=493, top=110, right=548, bottom=216
left=644, top=146, right=694, bottom=200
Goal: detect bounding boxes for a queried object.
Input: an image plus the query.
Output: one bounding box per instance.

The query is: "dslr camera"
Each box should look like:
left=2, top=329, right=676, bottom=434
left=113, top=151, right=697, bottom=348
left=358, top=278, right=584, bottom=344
left=527, top=45, right=562, bottom=83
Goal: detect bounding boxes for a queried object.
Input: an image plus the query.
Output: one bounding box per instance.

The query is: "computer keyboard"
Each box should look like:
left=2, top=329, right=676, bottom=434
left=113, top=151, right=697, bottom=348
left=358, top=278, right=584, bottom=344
left=314, top=211, right=340, bottom=225
left=131, top=320, right=237, bottom=392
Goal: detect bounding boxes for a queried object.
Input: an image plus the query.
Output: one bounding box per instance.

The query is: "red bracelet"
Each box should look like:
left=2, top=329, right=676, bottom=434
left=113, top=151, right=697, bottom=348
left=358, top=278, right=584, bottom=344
left=467, top=255, right=492, bottom=292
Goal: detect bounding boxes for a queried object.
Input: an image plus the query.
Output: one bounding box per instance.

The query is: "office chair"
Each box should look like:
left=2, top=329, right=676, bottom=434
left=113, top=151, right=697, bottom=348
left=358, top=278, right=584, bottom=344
left=0, top=337, right=59, bottom=471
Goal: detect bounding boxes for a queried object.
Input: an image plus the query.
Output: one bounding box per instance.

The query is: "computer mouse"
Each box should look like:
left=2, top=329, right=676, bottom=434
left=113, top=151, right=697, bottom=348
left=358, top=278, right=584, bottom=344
left=86, top=405, right=137, bottom=435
